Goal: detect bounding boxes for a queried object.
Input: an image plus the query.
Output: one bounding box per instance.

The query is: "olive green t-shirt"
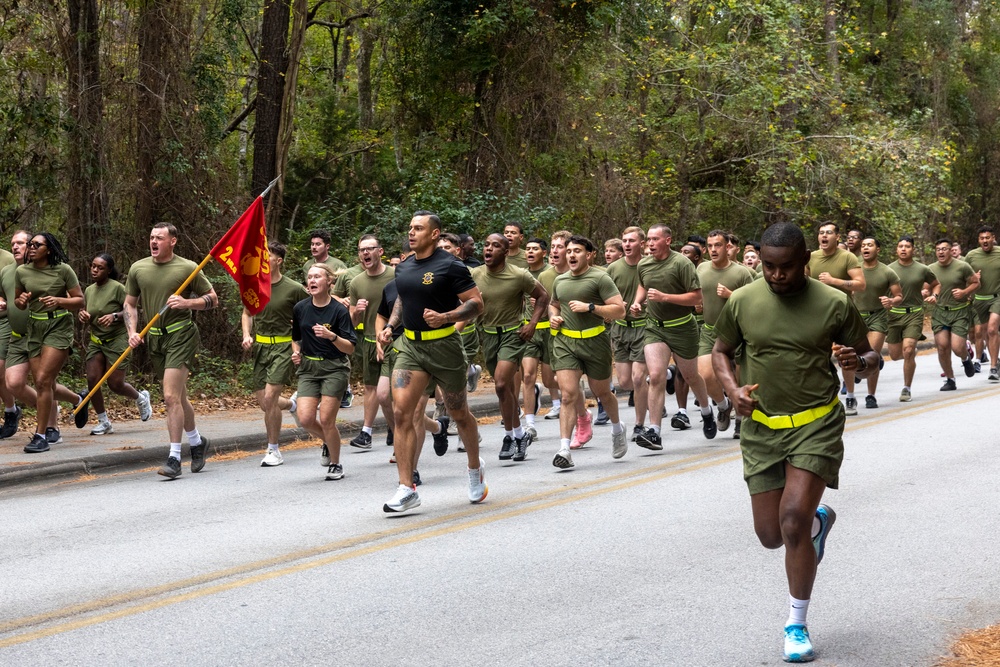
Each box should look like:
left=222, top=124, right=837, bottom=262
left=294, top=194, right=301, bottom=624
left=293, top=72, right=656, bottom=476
left=84, top=280, right=127, bottom=339
left=537, top=266, right=564, bottom=323
left=807, top=248, right=861, bottom=294
left=348, top=266, right=395, bottom=336
left=255, top=274, right=307, bottom=336
left=715, top=278, right=869, bottom=415
left=523, top=263, right=550, bottom=319
left=552, top=267, right=621, bottom=332
left=854, top=262, right=900, bottom=312
left=0, top=249, right=15, bottom=321
left=637, top=252, right=700, bottom=322
left=471, top=263, right=537, bottom=327
left=696, top=261, right=755, bottom=325
left=333, top=263, right=365, bottom=299
left=887, top=260, right=936, bottom=308
left=0, top=264, right=27, bottom=334
left=964, top=247, right=1000, bottom=296
left=528, top=263, right=549, bottom=280
left=303, top=255, right=348, bottom=281
left=929, top=259, right=976, bottom=308
left=506, top=249, right=529, bottom=270
left=125, top=255, right=214, bottom=329
left=606, top=257, right=644, bottom=320
left=15, top=263, right=79, bottom=313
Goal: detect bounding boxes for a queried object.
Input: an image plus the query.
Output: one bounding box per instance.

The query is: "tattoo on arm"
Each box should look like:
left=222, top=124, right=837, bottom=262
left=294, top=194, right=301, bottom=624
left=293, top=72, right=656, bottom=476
left=450, top=297, right=482, bottom=323
left=387, top=298, right=403, bottom=330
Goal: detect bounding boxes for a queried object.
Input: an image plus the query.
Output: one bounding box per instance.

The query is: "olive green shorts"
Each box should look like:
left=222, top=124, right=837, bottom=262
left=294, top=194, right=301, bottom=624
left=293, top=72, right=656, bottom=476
left=87, top=330, right=130, bottom=368
left=146, top=322, right=200, bottom=379
left=643, top=317, right=700, bottom=361
left=296, top=356, right=350, bottom=399
left=0, top=317, right=11, bottom=361
left=359, top=337, right=383, bottom=387
left=551, top=330, right=613, bottom=381
left=859, top=309, right=889, bottom=335
left=26, top=312, right=74, bottom=357
left=931, top=305, right=971, bottom=337
left=523, top=325, right=552, bottom=364
left=6, top=331, right=28, bottom=368
left=697, top=324, right=719, bottom=357
left=740, top=400, right=845, bottom=495
left=380, top=339, right=399, bottom=379
left=460, top=324, right=479, bottom=363
left=611, top=322, right=646, bottom=363
left=251, top=341, right=294, bottom=390
left=886, top=309, right=924, bottom=344
left=972, top=296, right=1000, bottom=324
left=393, top=332, right=468, bottom=394
left=480, top=326, right=526, bottom=375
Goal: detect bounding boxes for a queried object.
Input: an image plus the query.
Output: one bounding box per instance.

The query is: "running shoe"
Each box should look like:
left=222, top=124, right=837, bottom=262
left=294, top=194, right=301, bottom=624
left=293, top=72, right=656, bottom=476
left=468, top=457, right=488, bottom=503
left=982, top=350, right=990, bottom=364
left=386, top=428, right=394, bottom=447
left=136, top=389, right=153, bottom=422
left=813, top=503, right=837, bottom=564
left=499, top=435, right=516, bottom=460
left=544, top=404, right=561, bottom=420
left=941, top=378, right=957, bottom=391
left=701, top=412, right=717, bottom=440
left=526, top=425, right=538, bottom=440
left=716, top=402, right=731, bottom=432
left=340, top=387, right=353, bottom=409
left=467, top=364, right=482, bottom=393
left=733, top=419, right=741, bottom=440
left=261, top=450, right=283, bottom=467
left=23, top=433, right=49, bottom=454
left=533, top=382, right=542, bottom=414
left=190, top=437, right=208, bottom=473
left=412, top=470, right=422, bottom=486
left=321, top=442, right=330, bottom=466
left=666, top=364, right=677, bottom=395
left=840, top=379, right=847, bottom=395
left=963, top=356, right=976, bottom=378
left=594, top=401, right=609, bottom=425
left=74, top=391, right=90, bottom=429
left=288, top=391, right=300, bottom=427
left=631, top=424, right=645, bottom=441
left=991, top=368, right=1000, bottom=383
left=900, top=387, right=912, bottom=402
left=782, top=624, right=815, bottom=663
left=433, top=417, right=449, bottom=456
left=974, top=361, right=982, bottom=374
left=90, top=420, right=114, bottom=435
left=628, top=390, right=635, bottom=407
left=552, top=446, right=574, bottom=469
left=865, top=395, right=878, bottom=409
left=635, top=430, right=663, bottom=451
left=325, top=462, right=344, bottom=480
left=383, top=484, right=421, bottom=514
left=349, top=431, right=373, bottom=450
left=570, top=412, right=593, bottom=449
left=457, top=431, right=481, bottom=453
left=0, top=405, right=21, bottom=439
left=158, top=455, right=181, bottom=479
left=844, top=397, right=857, bottom=415
left=513, top=432, right=532, bottom=461
left=433, top=401, right=446, bottom=421
left=45, top=427, right=62, bottom=445
left=670, top=412, right=691, bottom=430
left=611, top=430, right=628, bottom=459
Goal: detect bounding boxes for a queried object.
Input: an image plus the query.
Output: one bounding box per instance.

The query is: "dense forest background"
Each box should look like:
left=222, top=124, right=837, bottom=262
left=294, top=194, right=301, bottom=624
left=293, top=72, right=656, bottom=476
left=1, top=0, right=997, bottom=363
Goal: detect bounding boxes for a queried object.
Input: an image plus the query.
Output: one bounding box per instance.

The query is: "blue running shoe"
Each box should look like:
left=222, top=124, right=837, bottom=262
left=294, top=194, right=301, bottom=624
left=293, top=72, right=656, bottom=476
left=783, top=624, right=815, bottom=662
left=813, top=504, right=837, bottom=564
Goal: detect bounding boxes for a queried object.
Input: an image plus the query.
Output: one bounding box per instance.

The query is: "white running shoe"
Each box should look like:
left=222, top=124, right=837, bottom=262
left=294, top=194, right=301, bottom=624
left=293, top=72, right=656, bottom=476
left=612, top=430, right=628, bottom=459
left=261, top=450, right=284, bottom=467
left=552, top=446, right=574, bottom=469
left=467, top=364, right=482, bottom=393
left=288, top=391, right=300, bottom=427
left=383, top=484, right=421, bottom=513
left=468, top=457, right=488, bottom=503
left=544, top=404, right=561, bottom=420
left=320, top=442, right=330, bottom=466
left=90, top=420, right=114, bottom=436
left=136, top=390, right=152, bottom=422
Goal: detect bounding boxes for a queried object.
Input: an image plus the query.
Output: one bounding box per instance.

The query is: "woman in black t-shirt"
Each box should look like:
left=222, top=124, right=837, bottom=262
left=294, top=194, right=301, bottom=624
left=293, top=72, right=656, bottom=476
left=292, top=264, right=357, bottom=481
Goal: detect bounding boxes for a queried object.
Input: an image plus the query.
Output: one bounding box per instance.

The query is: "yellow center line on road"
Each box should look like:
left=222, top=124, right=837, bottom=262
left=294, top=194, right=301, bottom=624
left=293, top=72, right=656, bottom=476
left=3, top=383, right=995, bottom=649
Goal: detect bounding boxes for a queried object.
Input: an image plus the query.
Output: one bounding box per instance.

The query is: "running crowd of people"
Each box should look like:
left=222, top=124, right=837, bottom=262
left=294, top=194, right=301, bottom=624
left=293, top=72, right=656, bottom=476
left=4, top=215, right=997, bottom=663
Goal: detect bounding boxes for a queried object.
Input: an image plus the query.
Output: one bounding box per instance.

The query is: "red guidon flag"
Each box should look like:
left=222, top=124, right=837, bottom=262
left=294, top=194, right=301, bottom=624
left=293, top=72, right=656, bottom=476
left=210, top=196, right=271, bottom=315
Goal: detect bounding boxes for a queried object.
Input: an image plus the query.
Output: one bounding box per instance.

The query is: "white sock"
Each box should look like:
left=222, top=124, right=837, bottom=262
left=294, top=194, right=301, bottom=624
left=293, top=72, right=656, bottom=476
left=513, top=426, right=525, bottom=439
left=96, top=412, right=108, bottom=423
left=526, top=413, right=535, bottom=426
left=903, top=386, right=910, bottom=392
left=811, top=515, right=821, bottom=539
left=505, top=429, right=514, bottom=438
left=267, top=443, right=279, bottom=452
left=362, top=425, right=373, bottom=436
left=719, top=397, right=731, bottom=412
left=185, top=429, right=201, bottom=446
left=666, top=368, right=673, bottom=381
left=5, top=405, right=16, bottom=414
left=169, top=443, right=183, bottom=458
left=552, top=399, right=562, bottom=409
left=677, top=408, right=687, bottom=415
left=650, top=424, right=661, bottom=435
left=845, top=392, right=855, bottom=399
left=560, top=437, right=571, bottom=450
left=611, top=422, right=624, bottom=435
left=787, top=596, right=810, bottom=627
left=700, top=406, right=712, bottom=417
left=289, top=396, right=297, bottom=412
left=432, top=421, right=442, bottom=435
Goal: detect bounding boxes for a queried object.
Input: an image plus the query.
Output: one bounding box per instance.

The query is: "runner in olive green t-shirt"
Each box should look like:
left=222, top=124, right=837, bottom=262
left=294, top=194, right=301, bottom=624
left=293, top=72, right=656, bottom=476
left=125, top=223, right=218, bottom=479
left=550, top=235, right=626, bottom=469
left=472, top=234, right=548, bottom=461
left=850, top=236, right=902, bottom=410
left=964, top=225, right=1000, bottom=380
left=0, top=245, right=16, bottom=434
left=503, top=222, right=529, bottom=270
left=302, top=229, right=347, bottom=279
left=241, top=243, right=308, bottom=467
left=80, top=253, right=153, bottom=437
left=886, top=236, right=939, bottom=400
left=713, top=222, right=877, bottom=664
left=520, top=237, right=558, bottom=438
left=928, top=239, right=979, bottom=390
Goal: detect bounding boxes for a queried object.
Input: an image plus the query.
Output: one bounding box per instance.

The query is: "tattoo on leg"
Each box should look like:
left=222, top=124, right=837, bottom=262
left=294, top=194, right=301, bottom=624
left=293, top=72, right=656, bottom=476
left=443, top=389, right=468, bottom=413
left=392, top=370, right=412, bottom=389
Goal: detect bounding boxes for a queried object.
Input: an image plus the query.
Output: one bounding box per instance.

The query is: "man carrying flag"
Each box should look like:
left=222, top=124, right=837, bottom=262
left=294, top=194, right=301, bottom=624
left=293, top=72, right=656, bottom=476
left=125, top=222, right=219, bottom=479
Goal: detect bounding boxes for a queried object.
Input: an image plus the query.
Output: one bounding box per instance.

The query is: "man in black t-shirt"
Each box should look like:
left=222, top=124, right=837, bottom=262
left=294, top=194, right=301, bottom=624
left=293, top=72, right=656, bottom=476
left=377, top=212, right=487, bottom=514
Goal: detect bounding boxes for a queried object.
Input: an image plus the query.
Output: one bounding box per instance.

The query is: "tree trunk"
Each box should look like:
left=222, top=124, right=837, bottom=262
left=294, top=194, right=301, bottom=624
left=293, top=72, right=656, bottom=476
left=252, top=0, right=291, bottom=198
left=268, top=0, right=308, bottom=229
left=356, top=16, right=375, bottom=174
left=136, top=0, right=176, bottom=229
left=825, top=0, right=840, bottom=86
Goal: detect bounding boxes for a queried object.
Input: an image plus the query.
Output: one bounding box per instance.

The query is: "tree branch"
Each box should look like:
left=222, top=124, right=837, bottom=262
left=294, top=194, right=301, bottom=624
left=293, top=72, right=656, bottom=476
left=221, top=98, right=257, bottom=139
left=307, top=12, right=371, bottom=30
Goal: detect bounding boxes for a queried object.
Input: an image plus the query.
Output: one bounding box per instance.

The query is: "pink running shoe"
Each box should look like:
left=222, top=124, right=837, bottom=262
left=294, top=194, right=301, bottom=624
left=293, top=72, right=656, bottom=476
left=570, top=411, right=593, bottom=449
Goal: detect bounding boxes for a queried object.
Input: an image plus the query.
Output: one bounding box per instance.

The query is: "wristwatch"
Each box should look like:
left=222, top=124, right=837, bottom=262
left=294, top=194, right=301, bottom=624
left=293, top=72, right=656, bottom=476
left=588, top=302, right=596, bottom=313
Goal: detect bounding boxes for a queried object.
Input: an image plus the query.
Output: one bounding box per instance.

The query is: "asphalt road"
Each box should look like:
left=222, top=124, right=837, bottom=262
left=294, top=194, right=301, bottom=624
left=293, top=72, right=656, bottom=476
left=1, top=355, right=998, bottom=666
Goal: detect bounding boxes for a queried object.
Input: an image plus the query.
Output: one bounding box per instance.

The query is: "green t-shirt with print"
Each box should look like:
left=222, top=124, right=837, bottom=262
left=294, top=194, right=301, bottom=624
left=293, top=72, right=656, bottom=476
left=637, top=252, right=700, bottom=322
left=964, top=247, right=1000, bottom=296
left=472, top=263, right=537, bottom=327
left=255, top=274, right=307, bottom=337
left=15, top=263, right=79, bottom=313
left=125, top=255, right=213, bottom=329
left=348, top=266, right=395, bottom=336
left=887, top=260, right=936, bottom=308
left=552, top=267, right=621, bottom=332
left=715, top=277, right=869, bottom=415
left=807, top=248, right=861, bottom=294
left=85, top=280, right=127, bottom=339
left=854, top=262, right=900, bottom=312
left=696, top=260, right=755, bottom=325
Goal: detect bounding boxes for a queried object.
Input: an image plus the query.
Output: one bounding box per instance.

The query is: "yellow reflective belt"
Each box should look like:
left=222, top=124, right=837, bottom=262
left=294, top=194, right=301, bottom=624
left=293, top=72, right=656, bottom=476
left=614, top=318, right=646, bottom=328
left=10, top=331, right=22, bottom=339
left=404, top=325, right=456, bottom=341
left=482, top=323, right=522, bottom=335
left=751, top=397, right=840, bottom=430
left=533, top=321, right=550, bottom=329
left=29, top=309, right=69, bottom=320
left=303, top=355, right=324, bottom=361
left=355, top=323, right=364, bottom=330
left=90, top=333, right=113, bottom=346
left=147, top=320, right=193, bottom=335
left=255, top=334, right=292, bottom=345
left=702, top=322, right=716, bottom=331
left=975, top=293, right=999, bottom=300
left=649, top=313, right=694, bottom=328
left=858, top=311, right=877, bottom=318
left=364, top=336, right=378, bottom=344
left=890, top=306, right=921, bottom=314
left=554, top=325, right=606, bottom=339
left=940, top=303, right=969, bottom=312
left=460, top=323, right=477, bottom=335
